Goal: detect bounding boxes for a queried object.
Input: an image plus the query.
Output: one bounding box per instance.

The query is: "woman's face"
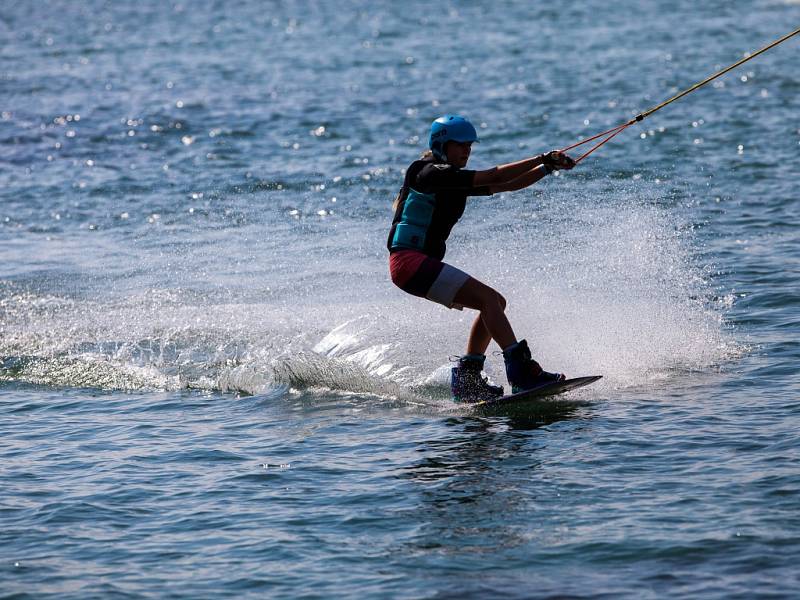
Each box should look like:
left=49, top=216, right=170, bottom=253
left=445, top=141, right=472, bottom=168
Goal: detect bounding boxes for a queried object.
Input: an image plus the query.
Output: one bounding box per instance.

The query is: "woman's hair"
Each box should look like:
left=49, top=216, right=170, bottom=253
left=420, top=149, right=433, bottom=159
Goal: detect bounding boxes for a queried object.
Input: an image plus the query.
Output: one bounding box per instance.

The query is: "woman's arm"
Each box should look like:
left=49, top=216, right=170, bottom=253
left=473, top=155, right=544, bottom=187
left=474, top=155, right=546, bottom=186
left=488, top=164, right=551, bottom=193
left=473, top=150, right=576, bottom=193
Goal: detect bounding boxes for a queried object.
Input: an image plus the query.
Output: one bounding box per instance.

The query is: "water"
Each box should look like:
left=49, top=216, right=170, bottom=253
left=2, top=1, right=799, bottom=597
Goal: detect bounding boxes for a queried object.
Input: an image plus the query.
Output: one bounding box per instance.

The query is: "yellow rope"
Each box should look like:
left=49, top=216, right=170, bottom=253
left=636, top=26, right=800, bottom=121
left=563, top=26, right=800, bottom=162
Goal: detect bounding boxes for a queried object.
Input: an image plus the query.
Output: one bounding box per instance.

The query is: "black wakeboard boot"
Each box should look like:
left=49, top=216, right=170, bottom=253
left=502, top=339, right=565, bottom=394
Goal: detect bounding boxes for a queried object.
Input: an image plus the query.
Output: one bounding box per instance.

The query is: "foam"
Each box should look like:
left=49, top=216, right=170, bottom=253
left=0, top=182, right=742, bottom=399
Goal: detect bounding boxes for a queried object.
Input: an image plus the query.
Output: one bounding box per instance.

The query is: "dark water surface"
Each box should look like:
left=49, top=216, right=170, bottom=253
left=2, top=1, right=799, bottom=598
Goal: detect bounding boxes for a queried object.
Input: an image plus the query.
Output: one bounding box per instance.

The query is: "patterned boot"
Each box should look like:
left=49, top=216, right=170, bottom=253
left=450, top=354, right=504, bottom=403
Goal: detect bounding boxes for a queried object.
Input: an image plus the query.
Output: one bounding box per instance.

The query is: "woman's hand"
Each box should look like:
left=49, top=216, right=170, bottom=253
left=543, top=150, right=576, bottom=170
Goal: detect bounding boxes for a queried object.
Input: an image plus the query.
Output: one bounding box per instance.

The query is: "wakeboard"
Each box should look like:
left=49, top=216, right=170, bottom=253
left=470, top=375, right=602, bottom=409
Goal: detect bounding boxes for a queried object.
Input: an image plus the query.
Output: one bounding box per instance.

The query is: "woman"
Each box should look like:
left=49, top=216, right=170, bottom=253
left=387, top=115, right=576, bottom=402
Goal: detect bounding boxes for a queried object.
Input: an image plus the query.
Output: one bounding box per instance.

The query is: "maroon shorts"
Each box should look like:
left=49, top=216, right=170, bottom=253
left=389, top=250, right=470, bottom=310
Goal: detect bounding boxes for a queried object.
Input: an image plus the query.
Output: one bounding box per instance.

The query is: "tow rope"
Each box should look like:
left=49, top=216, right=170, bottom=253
left=561, top=26, right=800, bottom=164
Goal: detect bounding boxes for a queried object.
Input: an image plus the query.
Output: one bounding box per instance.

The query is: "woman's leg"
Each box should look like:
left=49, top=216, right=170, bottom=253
left=453, top=277, right=516, bottom=354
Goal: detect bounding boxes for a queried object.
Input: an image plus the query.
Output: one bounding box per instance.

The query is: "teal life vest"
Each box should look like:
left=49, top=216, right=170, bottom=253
left=389, top=187, right=436, bottom=252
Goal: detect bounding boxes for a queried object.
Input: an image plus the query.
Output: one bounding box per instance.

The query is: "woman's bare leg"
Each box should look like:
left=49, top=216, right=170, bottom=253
left=452, top=277, right=516, bottom=354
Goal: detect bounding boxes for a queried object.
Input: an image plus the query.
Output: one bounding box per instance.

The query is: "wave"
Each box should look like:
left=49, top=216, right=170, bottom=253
left=0, top=183, right=746, bottom=399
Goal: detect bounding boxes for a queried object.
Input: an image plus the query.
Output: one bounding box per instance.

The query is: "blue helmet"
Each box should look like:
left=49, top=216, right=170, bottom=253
left=428, top=115, right=479, bottom=161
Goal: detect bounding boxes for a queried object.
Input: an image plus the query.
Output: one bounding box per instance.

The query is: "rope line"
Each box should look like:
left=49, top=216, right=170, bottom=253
left=638, top=25, right=800, bottom=121
left=573, top=122, right=635, bottom=164
left=560, top=122, right=631, bottom=153
left=560, top=26, right=800, bottom=164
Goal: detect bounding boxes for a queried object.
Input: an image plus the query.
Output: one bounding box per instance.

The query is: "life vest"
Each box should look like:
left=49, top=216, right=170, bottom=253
left=388, top=187, right=437, bottom=252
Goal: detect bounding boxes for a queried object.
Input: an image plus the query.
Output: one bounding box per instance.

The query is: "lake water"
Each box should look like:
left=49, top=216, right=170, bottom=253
left=2, top=1, right=799, bottom=598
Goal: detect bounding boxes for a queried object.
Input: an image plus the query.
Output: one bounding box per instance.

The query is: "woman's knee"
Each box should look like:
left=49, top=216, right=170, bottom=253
left=454, top=278, right=507, bottom=312
left=478, top=287, right=506, bottom=313
left=497, top=292, right=507, bottom=310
